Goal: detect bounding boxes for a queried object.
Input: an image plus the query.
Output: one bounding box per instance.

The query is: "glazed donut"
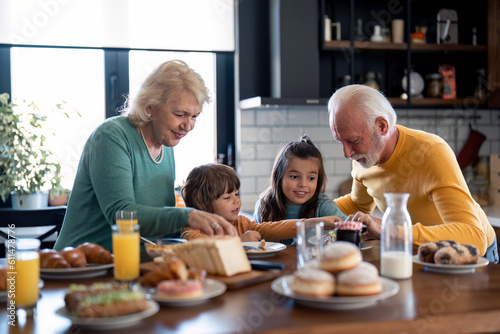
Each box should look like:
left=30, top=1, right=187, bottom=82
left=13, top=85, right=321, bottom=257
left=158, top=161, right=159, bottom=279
left=336, top=266, right=382, bottom=296
left=60, top=247, right=87, bottom=268
left=156, top=279, right=204, bottom=299
left=291, top=268, right=335, bottom=297
left=319, top=241, right=362, bottom=274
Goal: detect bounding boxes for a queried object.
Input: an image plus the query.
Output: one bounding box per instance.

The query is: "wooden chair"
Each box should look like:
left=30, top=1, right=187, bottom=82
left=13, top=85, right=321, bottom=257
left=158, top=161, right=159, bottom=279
left=0, top=206, right=66, bottom=257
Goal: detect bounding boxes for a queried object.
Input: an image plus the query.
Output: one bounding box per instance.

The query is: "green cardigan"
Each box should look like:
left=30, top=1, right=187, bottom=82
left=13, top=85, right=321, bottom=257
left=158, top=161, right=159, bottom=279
left=54, top=116, right=192, bottom=251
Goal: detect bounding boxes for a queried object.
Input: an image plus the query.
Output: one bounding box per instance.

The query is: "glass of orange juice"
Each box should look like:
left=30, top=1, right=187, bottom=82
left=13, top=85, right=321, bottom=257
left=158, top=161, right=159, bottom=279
left=112, top=217, right=140, bottom=284
left=6, top=238, right=41, bottom=313
left=115, top=210, right=138, bottom=229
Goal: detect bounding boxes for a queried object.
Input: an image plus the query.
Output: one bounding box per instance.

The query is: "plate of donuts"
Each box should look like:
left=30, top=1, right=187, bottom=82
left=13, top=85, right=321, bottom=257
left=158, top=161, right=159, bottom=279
left=412, top=255, right=489, bottom=274
left=242, top=242, right=286, bottom=258
left=40, top=263, right=114, bottom=280
left=271, top=275, right=399, bottom=310
left=147, top=278, right=227, bottom=307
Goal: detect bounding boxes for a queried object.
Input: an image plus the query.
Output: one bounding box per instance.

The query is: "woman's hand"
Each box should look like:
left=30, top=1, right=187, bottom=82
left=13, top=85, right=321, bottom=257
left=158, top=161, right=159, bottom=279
left=188, top=209, right=238, bottom=237
left=306, top=216, right=343, bottom=230
left=240, top=230, right=261, bottom=242
left=344, top=212, right=382, bottom=240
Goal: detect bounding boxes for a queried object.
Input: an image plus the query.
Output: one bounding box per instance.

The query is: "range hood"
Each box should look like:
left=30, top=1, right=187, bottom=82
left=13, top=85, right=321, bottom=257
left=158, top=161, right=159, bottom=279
left=239, top=0, right=327, bottom=109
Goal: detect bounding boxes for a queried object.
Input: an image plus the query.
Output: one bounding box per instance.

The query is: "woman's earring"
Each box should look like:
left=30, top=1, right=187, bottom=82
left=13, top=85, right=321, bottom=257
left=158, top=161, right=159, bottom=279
left=147, top=113, right=152, bottom=118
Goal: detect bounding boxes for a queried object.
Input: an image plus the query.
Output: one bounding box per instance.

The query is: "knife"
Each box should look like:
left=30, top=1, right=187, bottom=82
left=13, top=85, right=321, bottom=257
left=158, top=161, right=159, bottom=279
left=249, top=260, right=285, bottom=271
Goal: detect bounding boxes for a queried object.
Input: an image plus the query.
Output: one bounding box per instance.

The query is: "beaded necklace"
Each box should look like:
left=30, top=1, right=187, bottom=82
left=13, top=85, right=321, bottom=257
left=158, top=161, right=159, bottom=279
left=139, top=127, right=163, bottom=164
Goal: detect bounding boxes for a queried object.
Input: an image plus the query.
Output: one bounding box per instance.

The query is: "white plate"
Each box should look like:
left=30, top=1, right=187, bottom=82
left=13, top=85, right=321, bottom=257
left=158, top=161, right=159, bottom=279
left=242, top=242, right=286, bottom=258
left=148, top=279, right=226, bottom=307
left=271, top=275, right=399, bottom=310
left=360, top=242, right=373, bottom=251
left=55, top=299, right=159, bottom=330
left=412, top=255, right=489, bottom=274
left=40, top=263, right=114, bottom=279
left=0, top=279, right=44, bottom=302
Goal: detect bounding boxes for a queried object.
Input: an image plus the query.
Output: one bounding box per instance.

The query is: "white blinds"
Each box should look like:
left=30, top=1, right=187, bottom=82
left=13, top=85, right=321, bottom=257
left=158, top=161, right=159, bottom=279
left=0, top=0, right=235, bottom=51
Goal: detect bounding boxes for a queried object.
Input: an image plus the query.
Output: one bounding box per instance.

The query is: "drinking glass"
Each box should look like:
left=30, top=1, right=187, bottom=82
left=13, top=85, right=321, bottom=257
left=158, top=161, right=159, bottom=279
left=296, top=220, right=324, bottom=269
left=115, top=210, right=138, bottom=228
left=112, top=218, right=140, bottom=284
left=6, top=238, right=41, bottom=313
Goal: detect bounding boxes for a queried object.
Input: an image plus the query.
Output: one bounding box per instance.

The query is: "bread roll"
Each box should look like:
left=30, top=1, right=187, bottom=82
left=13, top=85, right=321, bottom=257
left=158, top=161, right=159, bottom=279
left=291, top=268, right=335, bottom=297
left=319, top=241, right=362, bottom=274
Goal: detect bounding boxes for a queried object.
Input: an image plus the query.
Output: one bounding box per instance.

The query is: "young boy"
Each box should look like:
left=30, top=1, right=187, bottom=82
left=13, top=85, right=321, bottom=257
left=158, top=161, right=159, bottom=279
left=180, top=163, right=340, bottom=241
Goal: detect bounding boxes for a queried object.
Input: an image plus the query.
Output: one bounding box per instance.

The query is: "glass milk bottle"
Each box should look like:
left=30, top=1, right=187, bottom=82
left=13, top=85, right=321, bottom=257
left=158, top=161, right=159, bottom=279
left=380, top=193, right=413, bottom=279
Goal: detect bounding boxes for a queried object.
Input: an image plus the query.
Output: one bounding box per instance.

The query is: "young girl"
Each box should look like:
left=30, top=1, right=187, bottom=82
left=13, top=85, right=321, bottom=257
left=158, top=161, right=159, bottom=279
left=180, top=163, right=338, bottom=241
left=254, top=135, right=346, bottom=230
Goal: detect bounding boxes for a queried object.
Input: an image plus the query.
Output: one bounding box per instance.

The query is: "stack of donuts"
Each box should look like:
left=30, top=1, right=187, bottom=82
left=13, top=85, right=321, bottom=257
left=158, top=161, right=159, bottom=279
left=39, top=242, right=114, bottom=268
left=291, top=241, right=382, bottom=297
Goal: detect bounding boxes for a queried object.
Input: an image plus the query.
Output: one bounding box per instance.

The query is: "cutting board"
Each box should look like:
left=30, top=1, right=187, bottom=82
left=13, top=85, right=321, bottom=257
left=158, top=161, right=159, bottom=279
left=140, top=262, right=281, bottom=290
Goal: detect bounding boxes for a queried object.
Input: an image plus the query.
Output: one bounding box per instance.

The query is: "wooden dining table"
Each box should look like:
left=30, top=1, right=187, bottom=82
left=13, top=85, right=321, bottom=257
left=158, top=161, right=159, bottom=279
left=2, top=240, right=500, bottom=334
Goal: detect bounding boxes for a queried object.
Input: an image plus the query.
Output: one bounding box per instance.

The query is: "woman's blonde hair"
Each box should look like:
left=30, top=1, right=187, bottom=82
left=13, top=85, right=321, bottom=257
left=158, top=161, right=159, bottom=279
left=120, top=60, right=211, bottom=127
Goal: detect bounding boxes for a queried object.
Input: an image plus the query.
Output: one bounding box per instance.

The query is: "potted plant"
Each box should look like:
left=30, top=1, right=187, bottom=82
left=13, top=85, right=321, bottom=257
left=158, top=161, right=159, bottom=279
left=0, top=93, right=65, bottom=209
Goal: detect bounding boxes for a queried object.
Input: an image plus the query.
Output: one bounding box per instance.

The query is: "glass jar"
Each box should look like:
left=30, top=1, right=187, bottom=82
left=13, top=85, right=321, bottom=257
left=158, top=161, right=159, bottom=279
left=426, top=73, right=443, bottom=97
left=380, top=193, right=413, bottom=279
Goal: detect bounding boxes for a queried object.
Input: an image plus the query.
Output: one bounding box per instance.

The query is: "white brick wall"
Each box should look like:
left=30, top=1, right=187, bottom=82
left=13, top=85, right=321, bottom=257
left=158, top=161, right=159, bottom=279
left=238, top=105, right=500, bottom=213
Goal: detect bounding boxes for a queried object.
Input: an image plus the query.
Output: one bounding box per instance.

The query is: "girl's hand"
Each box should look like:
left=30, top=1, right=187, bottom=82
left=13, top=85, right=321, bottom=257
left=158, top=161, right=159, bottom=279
left=188, top=209, right=238, bottom=237
left=306, top=216, right=343, bottom=230
left=344, top=212, right=382, bottom=240
left=240, top=230, right=261, bottom=242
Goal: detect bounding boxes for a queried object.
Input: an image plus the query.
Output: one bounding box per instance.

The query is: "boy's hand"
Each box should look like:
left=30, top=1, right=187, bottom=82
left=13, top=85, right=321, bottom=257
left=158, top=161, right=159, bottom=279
left=306, top=216, right=343, bottom=230
left=240, top=230, right=261, bottom=242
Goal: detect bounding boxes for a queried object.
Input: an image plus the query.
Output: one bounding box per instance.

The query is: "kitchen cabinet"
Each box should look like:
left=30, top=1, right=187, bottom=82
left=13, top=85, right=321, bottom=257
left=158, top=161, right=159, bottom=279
left=320, top=0, right=496, bottom=108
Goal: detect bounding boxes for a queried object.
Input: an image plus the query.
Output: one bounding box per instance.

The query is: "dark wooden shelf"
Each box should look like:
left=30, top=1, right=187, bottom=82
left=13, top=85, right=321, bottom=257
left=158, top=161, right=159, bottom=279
left=388, top=97, right=487, bottom=107
left=324, top=40, right=486, bottom=52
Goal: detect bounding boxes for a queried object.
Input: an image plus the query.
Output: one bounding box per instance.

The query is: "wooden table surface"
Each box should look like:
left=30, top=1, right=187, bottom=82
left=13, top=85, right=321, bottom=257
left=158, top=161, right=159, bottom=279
left=2, top=241, right=500, bottom=334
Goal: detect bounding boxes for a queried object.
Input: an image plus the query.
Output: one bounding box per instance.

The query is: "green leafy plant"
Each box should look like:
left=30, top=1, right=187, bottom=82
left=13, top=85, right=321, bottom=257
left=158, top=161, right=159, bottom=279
left=0, top=93, right=65, bottom=202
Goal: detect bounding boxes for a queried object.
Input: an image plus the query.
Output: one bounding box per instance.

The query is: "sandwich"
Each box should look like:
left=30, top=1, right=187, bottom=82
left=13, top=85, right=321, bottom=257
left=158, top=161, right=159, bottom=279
left=64, top=282, right=149, bottom=317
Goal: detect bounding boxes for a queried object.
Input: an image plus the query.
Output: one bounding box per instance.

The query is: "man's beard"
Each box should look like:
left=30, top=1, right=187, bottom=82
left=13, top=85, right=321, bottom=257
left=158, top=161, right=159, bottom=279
left=350, top=130, right=385, bottom=168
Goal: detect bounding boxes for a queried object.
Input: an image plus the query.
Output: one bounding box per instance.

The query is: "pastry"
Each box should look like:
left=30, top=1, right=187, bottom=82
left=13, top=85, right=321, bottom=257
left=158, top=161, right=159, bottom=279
left=319, top=241, right=362, bottom=274
left=434, top=243, right=479, bottom=265
left=291, top=267, right=335, bottom=297
left=417, top=240, right=456, bottom=263
left=76, top=242, right=114, bottom=264
left=336, top=265, right=382, bottom=296
left=156, top=279, right=203, bottom=299
left=39, top=249, right=71, bottom=269
left=59, top=247, right=87, bottom=268
left=417, top=240, right=479, bottom=264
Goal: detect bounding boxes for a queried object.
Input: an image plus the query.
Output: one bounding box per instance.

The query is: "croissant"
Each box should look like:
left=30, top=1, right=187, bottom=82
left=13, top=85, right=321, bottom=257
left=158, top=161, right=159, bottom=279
left=39, top=249, right=71, bottom=268
left=76, top=242, right=114, bottom=264
left=60, top=247, right=87, bottom=268
left=434, top=243, right=479, bottom=265
left=0, top=267, right=6, bottom=290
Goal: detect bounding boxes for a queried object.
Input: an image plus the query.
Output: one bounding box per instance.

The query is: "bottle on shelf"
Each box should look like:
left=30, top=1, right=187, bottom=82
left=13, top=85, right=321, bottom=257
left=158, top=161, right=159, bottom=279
left=370, top=25, right=384, bottom=42
left=380, top=193, right=413, bottom=280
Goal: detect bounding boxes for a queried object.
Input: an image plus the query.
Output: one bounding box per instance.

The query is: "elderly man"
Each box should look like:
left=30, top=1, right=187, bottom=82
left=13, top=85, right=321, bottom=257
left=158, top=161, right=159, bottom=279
left=328, top=84, right=498, bottom=263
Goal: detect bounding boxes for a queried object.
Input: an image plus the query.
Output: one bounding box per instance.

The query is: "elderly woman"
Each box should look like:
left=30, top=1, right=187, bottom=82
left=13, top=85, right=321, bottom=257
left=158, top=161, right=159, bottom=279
left=55, top=60, right=236, bottom=251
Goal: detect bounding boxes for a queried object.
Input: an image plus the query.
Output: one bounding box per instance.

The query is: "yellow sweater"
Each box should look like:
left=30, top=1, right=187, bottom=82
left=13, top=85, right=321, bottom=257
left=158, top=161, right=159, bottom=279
left=334, top=125, right=495, bottom=256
